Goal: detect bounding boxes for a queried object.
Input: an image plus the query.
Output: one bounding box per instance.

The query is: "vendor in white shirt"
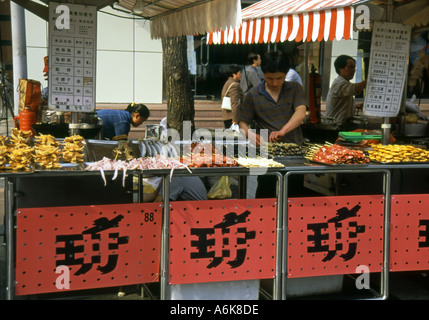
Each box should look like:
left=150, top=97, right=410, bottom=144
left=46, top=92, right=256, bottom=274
left=286, top=68, right=303, bottom=86
left=325, top=55, right=367, bottom=126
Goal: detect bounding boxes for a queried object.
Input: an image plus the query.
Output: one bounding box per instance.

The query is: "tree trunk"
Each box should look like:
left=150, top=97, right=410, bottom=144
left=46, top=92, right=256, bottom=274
left=161, top=36, right=195, bottom=139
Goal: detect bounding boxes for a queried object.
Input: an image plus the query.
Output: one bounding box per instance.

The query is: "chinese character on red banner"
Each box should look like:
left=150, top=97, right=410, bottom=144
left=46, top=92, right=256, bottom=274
left=190, top=210, right=256, bottom=269
left=307, top=204, right=365, bottom=262
left=55, top=215, right=129, bottom=275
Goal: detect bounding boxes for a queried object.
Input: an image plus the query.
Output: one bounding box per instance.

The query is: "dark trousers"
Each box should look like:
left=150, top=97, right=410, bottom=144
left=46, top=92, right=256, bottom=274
left=223, top=119, right=232, bottom=129
left=256, top=174, right=306, bottom=198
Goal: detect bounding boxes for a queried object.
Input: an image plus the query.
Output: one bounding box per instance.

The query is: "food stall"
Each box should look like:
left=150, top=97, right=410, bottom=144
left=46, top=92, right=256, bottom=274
left=2, top=130, right=285, bottom=300
left=3, top=0, right=429, bottom=302
left=206, top=0, right=428, bottom=298
left=2, top=127, right=429, bottom=300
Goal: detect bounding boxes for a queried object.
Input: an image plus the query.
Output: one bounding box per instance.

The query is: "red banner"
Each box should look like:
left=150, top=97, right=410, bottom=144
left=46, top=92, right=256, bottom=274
left=287, top=195, right=385, bottom=278
left=390, top=194, right=429, bottom=272
left=16, top=203, right=162, bottom=296
left=168, top=199, right=277, bottom=285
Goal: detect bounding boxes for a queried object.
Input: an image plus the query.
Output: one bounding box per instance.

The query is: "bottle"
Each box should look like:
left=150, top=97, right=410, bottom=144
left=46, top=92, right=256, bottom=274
left=16, top=106, right=36, bottom=133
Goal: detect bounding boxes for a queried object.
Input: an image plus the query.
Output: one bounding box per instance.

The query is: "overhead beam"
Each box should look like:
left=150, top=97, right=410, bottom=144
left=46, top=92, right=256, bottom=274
left=39, top=0, right=117, bottom=10
left=11, top=0, right=49, bottom=21
left=12, top=0, right=117, bottom=19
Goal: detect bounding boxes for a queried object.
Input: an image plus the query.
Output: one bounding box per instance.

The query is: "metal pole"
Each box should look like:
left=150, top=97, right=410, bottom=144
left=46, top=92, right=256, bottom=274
left=303, top=42, right=310, bottom=106
left=273, top=171, right=283, bottom=300
left=382, top=0, right=394, bottom=145
left=160, top=175, right=170, bottom=300
left=10, top=1, right=28, bottom=116
left=5, top=179, right=14, bottom=300
left=381, top=170, right=391, bottom=300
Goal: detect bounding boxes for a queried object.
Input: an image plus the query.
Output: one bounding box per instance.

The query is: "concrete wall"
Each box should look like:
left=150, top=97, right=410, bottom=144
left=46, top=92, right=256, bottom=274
left=25, top=2, right=163, bottom=105
left=329, top=31, right=360, bottom=86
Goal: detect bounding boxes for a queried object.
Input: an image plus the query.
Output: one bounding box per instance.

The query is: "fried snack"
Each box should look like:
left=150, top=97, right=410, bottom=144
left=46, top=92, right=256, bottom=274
left=33, top=144, right=62, bottom=169
left=63, top=134, right=85, bottom=144
left=0, top=135, right=9, bottom=169
left=5, top=130, right=34, bottom=171
left=33, top=134, right=62, bottom=169
left=0, top=144, right=8, bottom=169
left=61, top=134, right=85, bottom=163
left=368, top=144, right=429, bottom=163
left=10, top=128, right=33, bottom=145
left=7, top=144, right=33, bottom=171
left=0, top=135, right=8, bottom=146
left=35, top=133, right=59, bottom=147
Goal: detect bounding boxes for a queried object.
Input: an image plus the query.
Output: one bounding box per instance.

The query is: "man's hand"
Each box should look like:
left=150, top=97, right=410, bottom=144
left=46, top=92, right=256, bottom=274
left=269, top=130, right=284, bottom=143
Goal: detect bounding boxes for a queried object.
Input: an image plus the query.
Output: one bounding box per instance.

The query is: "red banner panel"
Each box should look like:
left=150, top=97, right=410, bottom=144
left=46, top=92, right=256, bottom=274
left=287, top=195, right=385, bottom=278
left=16, top=203, right=162, bottom=296
left=168, top=199, right=277, bottom=285
left=390, top=194, right=429, bottom=272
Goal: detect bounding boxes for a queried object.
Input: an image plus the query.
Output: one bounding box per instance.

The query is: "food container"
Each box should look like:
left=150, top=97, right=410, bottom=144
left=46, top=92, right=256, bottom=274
left=402, top=123, right=428, bottom=137
left=32, top=123, right=69, bottom=138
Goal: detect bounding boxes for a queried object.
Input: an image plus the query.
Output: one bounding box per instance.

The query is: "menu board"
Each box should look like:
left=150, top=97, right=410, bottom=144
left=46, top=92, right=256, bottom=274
left=48, top=3, right=97, bottom=112
left=363, top=21, right=411, bottom=117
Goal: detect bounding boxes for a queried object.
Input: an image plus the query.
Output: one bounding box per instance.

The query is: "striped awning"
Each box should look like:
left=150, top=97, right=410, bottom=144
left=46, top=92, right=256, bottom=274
left=117, top=0, right=241, bottom=39
left=208, top=0, right=366, bottom=44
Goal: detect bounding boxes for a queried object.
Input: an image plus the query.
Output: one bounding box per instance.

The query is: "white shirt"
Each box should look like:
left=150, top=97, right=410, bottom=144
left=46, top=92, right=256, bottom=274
left=286, top=69, right=303, bottom=86
left=325, top=75, right=357, bottom=125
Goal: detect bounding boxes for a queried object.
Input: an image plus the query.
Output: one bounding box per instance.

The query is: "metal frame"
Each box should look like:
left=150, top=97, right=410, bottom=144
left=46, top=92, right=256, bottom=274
left=158, top=168, right=284, bottom=300
left=5, top=178, right=14, bottom=300
left=282, top=168, right=391, bottom=300
left=3, top=168, right=285, bottom=300
left=4, top=162, right=429, bottom=300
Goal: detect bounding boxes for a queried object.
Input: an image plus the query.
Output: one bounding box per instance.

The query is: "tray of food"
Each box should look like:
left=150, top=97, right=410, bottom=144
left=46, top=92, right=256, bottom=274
left=0, top=129, right=87, bottom=173
left=305, top=143, right=369, bottom=165
left=268, top=142, right=307, bottom=159
left=33, top=134, right=86, bottom=170
left=367, top=144, right=429, bottom=164
left=0, top=129, right=34, bottom=173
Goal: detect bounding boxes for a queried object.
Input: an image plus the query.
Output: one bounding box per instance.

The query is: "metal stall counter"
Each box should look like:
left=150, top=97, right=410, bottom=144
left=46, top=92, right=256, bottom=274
left=276, top=157, right=429, bottom=300
left=2, top=159, right=286, bottom=300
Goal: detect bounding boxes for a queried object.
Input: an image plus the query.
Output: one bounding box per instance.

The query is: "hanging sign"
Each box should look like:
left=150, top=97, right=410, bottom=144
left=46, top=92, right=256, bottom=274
left=48, top=2, right=97, bottom=112
left=363, top=21, right=411, bottom=117
left=15, top=203, right=162, bottom=296
left=168, top=199, right=277, bottom=285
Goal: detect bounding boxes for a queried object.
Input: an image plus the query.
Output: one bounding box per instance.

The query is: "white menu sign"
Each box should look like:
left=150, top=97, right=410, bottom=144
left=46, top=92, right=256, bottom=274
left=48, top=3, right=97, bottom=112
left=363, top=21, right=411, bottom=117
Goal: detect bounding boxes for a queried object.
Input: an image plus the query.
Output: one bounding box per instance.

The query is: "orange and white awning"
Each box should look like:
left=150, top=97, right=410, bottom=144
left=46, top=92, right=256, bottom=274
left=208, top=0, right=366, bottom=44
